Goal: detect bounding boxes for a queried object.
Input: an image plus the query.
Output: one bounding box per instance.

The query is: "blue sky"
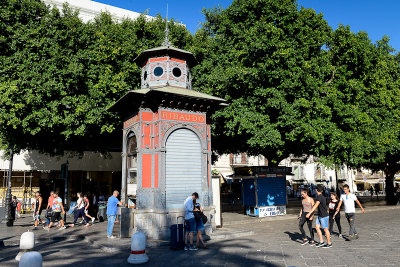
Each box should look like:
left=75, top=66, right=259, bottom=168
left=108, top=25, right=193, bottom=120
left=95, top=0, right=400, bottom=52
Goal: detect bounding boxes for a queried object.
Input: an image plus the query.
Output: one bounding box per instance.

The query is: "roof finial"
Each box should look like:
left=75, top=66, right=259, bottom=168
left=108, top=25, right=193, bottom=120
left=162, top=4, right=172, bottom=47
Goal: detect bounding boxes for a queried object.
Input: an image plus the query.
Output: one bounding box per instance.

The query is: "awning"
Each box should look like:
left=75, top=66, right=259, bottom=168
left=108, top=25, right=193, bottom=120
left=219, top=171, right=234, bottom=179
left=355, top=179, right=384, bottom=184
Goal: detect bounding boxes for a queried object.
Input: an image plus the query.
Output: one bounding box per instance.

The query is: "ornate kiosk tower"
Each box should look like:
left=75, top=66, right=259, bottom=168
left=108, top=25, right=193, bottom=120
left=109, top=33, right=227, bottom=239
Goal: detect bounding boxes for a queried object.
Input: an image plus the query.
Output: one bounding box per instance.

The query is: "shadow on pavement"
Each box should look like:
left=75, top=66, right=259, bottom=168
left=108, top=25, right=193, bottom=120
left=284, top=231, right=303, bottom=243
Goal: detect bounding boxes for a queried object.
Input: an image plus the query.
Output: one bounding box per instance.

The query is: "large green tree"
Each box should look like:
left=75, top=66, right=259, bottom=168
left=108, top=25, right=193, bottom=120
left=318, top=25, right=400, bottom=203
left=0, top=0, right=192, bottom=155
left=192, top=0, right=332, bottom=165
left=193, top=0, right=400, bottom=204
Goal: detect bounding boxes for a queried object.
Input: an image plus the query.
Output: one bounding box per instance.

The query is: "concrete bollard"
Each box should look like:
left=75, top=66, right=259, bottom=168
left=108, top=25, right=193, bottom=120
left=16, top=231, right=35, bottom=261
left=127, top=232, right=149, bottom=264
left=19, top=251, right=42, bottom=267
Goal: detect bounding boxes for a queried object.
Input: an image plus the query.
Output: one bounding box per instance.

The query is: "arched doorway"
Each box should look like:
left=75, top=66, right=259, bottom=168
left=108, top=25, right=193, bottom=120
left=165, top=128, right=202, bottom=209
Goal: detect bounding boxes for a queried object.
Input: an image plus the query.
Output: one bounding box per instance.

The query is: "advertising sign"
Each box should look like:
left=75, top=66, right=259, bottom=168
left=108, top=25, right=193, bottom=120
left=258, top=205, right=286, bottom=217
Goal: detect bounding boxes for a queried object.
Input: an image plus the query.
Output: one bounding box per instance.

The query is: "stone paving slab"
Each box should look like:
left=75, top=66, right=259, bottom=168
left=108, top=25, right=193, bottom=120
left=1, top=205, right=399, bottom=266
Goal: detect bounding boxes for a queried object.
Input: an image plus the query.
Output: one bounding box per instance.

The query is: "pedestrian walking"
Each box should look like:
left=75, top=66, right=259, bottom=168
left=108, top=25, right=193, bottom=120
left=33, top=191, right=45, bottom=229
left=194, top=199, right=208, bottom=249
left=46, top=191, right=55, bottom=226
left=16, top=199, right=21, bottom=218
left=184, top=192, right=199, bottom=251
left=395, top=185, right=400, bottom=205
left=336, top=184, right=365, bottom=239
left=329, top=192, right=342, bottom=238
left=83, top=194, right=95, bottom=224
left=11, top=196, right=17, bottom=220
left=91, top=193, right=99, bottom=218
left=44, top=192, right=66, bottom=230
left=306, top=185, right=332, bottom=248
left=369, top=186, right=374, bottom=199
left=374, top=184, right=380, bottom=200
left=298, top=188, right=315, bottom=245
left=69, top=193, right=90, bottom=228
left=106, top=190, right=123, bottom=238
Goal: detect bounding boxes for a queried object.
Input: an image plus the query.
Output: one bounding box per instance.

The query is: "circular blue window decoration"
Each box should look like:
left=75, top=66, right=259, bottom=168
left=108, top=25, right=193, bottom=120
left=154, top=66, right=164, bottom=77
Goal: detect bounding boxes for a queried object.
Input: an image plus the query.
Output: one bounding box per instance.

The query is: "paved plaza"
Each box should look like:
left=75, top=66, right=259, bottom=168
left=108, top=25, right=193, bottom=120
left=0, top=206, right=399, bottom=267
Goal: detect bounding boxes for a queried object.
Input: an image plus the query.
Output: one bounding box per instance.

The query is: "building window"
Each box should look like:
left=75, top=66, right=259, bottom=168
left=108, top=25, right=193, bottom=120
left=127, top=133, right=137, bottom=175
left=172, top=67, right=182, bottom=77
left=154, top=66, right=164, bottom=77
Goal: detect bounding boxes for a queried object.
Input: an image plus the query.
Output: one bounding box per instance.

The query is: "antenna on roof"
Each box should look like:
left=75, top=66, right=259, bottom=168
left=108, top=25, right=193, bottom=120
left=162, top=4, right=172, bottom=47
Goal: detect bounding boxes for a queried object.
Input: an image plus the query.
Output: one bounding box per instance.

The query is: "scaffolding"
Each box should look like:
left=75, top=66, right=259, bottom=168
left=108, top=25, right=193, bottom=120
left=1, top=170, right=34, bottom=213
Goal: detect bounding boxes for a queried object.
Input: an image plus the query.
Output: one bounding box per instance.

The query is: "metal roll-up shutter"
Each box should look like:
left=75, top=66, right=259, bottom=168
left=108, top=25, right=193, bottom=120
left=166, top=128, right=202, bottom=209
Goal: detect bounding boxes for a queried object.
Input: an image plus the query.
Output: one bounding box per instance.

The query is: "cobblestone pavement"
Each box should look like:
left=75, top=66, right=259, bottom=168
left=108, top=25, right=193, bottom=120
left=0, top=206, right=399, bottom=267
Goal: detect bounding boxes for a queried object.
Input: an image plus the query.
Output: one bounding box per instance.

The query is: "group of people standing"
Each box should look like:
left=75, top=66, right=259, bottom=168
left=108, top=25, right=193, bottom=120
left=298, top=184, right=365, bottom=248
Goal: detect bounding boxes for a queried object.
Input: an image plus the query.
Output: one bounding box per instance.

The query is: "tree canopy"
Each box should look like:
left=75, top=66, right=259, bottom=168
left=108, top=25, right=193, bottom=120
left=0, top=0, right=192, bottom=155
left=192, top=0, right=333, bottom=165
left=2, top=0, right=400, bottom=201
left=192, top=0, right=400, bottom=202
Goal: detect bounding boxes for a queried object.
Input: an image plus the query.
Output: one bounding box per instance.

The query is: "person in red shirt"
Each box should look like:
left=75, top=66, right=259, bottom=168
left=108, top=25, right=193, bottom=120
left=46, top=191, right=55, bottom=226
left=83, top=195, right=95, bottom=224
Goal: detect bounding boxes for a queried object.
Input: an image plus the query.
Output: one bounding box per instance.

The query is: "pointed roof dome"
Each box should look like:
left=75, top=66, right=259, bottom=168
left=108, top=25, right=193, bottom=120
left=133, top=45, right=198, bottom=68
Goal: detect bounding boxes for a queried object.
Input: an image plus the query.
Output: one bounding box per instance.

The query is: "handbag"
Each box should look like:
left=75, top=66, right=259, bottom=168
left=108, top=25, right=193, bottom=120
left=45, top=209, right=54, bottom=218
left=201, top=213, right=208, bottom=224
left=193, top=211, right=202, bottom=221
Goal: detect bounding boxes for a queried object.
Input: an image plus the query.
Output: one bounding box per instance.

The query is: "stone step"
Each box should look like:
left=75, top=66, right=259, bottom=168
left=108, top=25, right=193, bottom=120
left=207, top=228, right=255, bottom=240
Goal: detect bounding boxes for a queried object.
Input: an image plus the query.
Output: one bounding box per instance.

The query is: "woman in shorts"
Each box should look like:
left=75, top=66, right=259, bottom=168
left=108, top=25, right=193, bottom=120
left=83, top=194, right=95, bottom=224
left=33, top=191, right=45, bottom=229
left=194, top=199, right=208, bottom=249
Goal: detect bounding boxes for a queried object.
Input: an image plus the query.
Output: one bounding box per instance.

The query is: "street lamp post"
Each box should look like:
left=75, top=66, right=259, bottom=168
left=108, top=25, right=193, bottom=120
left=62, top=161, right=69, bottom=222
left=4, top=146, right=14, bottom=227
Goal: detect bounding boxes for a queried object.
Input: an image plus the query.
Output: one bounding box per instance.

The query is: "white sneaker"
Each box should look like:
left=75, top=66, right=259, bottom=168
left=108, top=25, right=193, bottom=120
left=58, top=226, right=66, bottom=230
left=107, top=235, right=116, bottom=239
left=91, top=217, right=95, bottom=223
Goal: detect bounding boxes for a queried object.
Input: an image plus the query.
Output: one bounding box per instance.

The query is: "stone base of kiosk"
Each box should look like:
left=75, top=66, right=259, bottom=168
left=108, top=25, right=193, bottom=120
left=133, top=207, right=216, bottom=241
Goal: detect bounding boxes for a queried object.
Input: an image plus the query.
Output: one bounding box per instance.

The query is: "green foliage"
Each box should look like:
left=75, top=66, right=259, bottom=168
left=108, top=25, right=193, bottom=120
left=2, top=0, right=400, bottom=202
left=193, top=0, right=400, bottom=201
left=0, top=0, right=192, bottom=154
left=192, top=0, right=332, bottom=165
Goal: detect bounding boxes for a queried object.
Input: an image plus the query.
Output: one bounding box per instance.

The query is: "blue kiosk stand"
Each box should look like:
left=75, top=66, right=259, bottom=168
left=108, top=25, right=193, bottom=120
left=242, top=166, right=292, bottom=217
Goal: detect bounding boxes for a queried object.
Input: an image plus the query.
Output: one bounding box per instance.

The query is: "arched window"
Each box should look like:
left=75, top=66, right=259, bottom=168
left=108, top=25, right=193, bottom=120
left=127, top=132, right=137, bottom=196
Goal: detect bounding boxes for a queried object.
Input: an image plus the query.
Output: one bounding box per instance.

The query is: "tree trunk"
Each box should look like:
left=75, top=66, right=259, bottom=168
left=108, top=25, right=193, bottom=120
left=385, top=170, right=396, bottom=205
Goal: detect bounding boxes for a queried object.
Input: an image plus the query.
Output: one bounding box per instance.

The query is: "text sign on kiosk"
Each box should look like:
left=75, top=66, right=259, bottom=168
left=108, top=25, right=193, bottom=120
left=160, top=110, right=206, bottom=123
left=258, top=205, right=286, bottom=217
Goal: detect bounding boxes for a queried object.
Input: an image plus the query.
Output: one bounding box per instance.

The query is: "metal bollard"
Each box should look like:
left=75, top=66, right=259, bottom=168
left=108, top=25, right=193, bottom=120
left=127, top=232, right=149, bottom=264
left=16, top=231, right=35, bottom=261
left=19, top=251, right=42, bottom=267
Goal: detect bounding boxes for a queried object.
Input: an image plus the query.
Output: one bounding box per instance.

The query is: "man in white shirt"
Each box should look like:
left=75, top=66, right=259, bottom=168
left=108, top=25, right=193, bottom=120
left=336, top=184, right=365, bottom=239
left=184, top=192, right=199, bottom=251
